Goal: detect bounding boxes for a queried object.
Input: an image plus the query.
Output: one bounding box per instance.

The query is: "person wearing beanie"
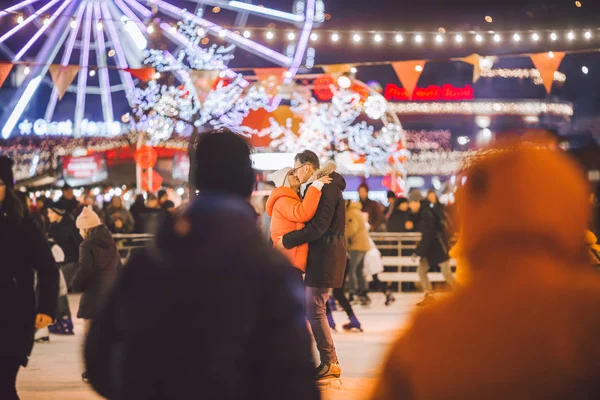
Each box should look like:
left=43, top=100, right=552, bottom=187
left=407, top=189, right=454, bottom=306
left=265, top=167, right=332, bottom=280
left=387, top=197, right=412, bottom=233
left=372, top=141, right=600, bottom=400
left=84, top=130, right=319, bottom=400
left=72, top=205, right=120, bottom=382
left=0, top=156, right=59, bottom=399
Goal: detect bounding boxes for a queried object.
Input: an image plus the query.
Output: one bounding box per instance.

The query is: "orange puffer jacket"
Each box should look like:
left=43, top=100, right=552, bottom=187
left=266, top=186, right=322, bottom=272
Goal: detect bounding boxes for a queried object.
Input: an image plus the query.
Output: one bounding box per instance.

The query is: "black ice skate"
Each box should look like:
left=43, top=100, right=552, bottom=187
left=316, top=362, right=342, bottom=389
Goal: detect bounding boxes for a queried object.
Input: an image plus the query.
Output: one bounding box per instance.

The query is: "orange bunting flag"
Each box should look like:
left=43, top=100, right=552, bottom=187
left=461, top=54, right=481, bottom=83
left=126, top=67, right=156, bottom=82
left=391, top=60, right=426, bottom=99
left=48, top=65, right=80, bottom=100
left=321, top=64, right=353, bottom=76
left=530, top=52, right=566, bottom=94
left=0, top=62, right=13, bottom=89
left=254, top=68, right=286, bottom=97
left=189, top=70, right=220, bottom=102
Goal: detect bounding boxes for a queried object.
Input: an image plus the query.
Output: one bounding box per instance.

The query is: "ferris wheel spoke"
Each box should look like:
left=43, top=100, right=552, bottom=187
left=0, top=0, right=78, bottom=139
left=122, top=0, right=153, bottom=19
left=109, top=0, right=145, bottom=66
left=188, top=0, right=304, bottom=24
left=159, top=22, right=240, bottom=82
left=74, top=2, right=93, bottom=132
left=285, top=0, right=314, bottom=83
left=93, top=2, right=114, bottom=123
left=0, top=0, right=44, bottom=20
left=0, top=0, right=62, bottom=46
left=150, top=0, right=292, bottom=67
left=45, top=2, right=85, bottom=122
left=15, top=0, right=74, bottom=62
left=101, top=2, right=135, bottom=98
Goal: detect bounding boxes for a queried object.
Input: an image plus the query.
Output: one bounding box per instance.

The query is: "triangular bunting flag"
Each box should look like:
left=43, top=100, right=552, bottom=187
left=461, top=54, right=481, bottom=83
left=48, top=65, right=80, bottom=100
left=0, top=62, right=13, bottom=89
left=189, top=70, right=220, bottom=102
left=391, top=60, right=426, bottom=99
left=530, top=52, right=566, bottom=94
left=321, top=64, right=353, bottom=75
left=254, top=68, right=286, bottom=97
left=126, top=67, right=156, bottom=82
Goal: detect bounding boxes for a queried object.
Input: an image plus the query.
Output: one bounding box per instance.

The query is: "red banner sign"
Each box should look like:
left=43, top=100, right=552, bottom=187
left=384, top=84, right=475, bottom=101
left=62, top=154, right=108, bottom=186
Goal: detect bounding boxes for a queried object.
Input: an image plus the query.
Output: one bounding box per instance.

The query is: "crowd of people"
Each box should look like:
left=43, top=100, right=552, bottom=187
left=2, top=131, right=600, bottom=399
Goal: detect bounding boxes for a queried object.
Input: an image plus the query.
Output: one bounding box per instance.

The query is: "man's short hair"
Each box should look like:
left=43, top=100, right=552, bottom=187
left=193, top=129, right=255, bottom=198
left=294, top=150, right=320, bottom=170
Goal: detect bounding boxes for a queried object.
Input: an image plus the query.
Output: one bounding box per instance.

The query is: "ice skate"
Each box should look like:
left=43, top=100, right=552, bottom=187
left=327, top=313, right=337, bottom=332
left=316, top=362, right=343, bottom=389
left=342, top=315, right=363, bottom=332
left=359, top=294, right=372, bottom=306
left=416, top=292, right=436, bottom=307
left=34, top=327, right=50, bottom=343
left=385, top=291, right=396, bottom=306
left=48, top=316, right=75, bottom=335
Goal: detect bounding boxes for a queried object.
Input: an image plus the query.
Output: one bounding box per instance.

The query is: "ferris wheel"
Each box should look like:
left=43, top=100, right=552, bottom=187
left=0, top=0, right=324, bottom=139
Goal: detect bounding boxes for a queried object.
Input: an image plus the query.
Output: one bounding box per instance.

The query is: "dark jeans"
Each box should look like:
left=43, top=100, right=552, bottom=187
left=306, top=287, right=338, bottom=365
left=61, top=262, right=78, bottom=292
left=0, top=357, right=21, bottom=400
left=58, top=294, right=71, bottom=319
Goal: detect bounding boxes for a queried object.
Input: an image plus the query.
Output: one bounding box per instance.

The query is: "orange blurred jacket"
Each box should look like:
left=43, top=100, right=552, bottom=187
left=266, top=186, right=322, bottom=272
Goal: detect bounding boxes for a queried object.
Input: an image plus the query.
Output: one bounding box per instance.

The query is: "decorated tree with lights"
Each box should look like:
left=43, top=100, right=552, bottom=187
left=129, top=9, right=270, bottom=145
left=269, top=87, right=407, bottom=177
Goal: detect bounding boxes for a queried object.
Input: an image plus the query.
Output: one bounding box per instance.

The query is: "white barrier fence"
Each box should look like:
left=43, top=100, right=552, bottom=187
left=371, top=232, right=456, bottom=283
left=107, top=232, right=456, bottom=285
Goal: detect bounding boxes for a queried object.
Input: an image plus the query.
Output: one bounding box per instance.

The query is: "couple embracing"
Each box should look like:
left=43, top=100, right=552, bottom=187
left=266, top=150, right=347, bottom=384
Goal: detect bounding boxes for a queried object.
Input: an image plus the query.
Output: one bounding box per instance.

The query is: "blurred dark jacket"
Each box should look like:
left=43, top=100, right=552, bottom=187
left=85, top=194, right=318, bottom=400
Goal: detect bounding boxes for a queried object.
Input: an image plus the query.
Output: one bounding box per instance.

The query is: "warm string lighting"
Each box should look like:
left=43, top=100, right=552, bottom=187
left=479, top=68, right=567, bottom=85
left=405, top=151, right=476, bottom=176
left=388, top=101, right=574, bottom=117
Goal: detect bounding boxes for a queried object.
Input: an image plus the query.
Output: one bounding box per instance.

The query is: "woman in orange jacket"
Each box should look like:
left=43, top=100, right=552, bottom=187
left=266, top=166, right=331, bottom=279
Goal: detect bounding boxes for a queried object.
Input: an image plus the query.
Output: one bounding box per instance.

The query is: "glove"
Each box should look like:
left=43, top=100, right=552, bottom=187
left=411, top=253, right=420, bottom=263
left=35, top=314, right=53, bottom=329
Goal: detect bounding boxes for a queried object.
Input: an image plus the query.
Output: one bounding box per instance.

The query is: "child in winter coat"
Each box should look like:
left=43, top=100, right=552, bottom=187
left=266, top=167, right=332, bottom=279
left=73, top=206, right=120, bottom=382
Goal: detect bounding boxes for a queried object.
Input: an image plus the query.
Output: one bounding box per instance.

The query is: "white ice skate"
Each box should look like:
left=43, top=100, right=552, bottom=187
left=316, top=362, right=343, bottom=390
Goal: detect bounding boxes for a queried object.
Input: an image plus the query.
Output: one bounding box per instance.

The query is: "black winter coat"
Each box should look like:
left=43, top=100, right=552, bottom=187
left=72, top=225, right=120, bottom=319
left=387, top=210, right=411, bottom=233
left=0, top=211, right=58, bottom=365
left=283, top=172, right=347, bottom=288
left=49, top=216, right=82, bottom=264
left=413, top=202, right=450, bottom=267
left=84, top=195, right=319, bottom=400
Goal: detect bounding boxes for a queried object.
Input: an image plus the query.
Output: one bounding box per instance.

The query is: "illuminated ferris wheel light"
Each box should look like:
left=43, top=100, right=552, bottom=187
left=0, top=0, right=318, bottom=138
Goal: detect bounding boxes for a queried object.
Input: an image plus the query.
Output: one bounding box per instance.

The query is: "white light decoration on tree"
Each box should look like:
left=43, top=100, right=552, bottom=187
left=364, top=94, right=388, bottom=119
left=268, top=87, right=407, bottom=176
left=129, top=8, right=270, bottom=144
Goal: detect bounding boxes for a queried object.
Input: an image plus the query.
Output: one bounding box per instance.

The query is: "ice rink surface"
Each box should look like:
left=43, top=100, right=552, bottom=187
left=17, top=293, right=425, bottom=399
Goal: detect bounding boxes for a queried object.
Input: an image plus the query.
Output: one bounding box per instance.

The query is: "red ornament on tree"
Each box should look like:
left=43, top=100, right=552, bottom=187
left=135, top=146, right=158, bottom=169
left=382, top=173, right=406, bottom=197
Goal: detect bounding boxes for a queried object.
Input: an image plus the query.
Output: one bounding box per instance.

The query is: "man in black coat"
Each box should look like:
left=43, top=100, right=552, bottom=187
left=0, top=156, right=58, bottom=399
left=279, top=151, right=347, bottom=385
left=407, top=190, right=454, bottom=306
left=55, top=185, right=80, bottom=216
left=84, top=130, right=319, bottom=400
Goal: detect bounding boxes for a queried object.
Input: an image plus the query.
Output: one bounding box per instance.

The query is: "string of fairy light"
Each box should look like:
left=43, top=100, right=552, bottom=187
left=3, top=5, right=599, bottom=49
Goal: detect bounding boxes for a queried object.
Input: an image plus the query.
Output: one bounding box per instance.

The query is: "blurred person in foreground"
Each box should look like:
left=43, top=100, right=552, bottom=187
left=372, top=141, right=600, bottom=400
left=0, top=157, right=58, bottom=400
left=84, top=130, right=319, bottom=400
